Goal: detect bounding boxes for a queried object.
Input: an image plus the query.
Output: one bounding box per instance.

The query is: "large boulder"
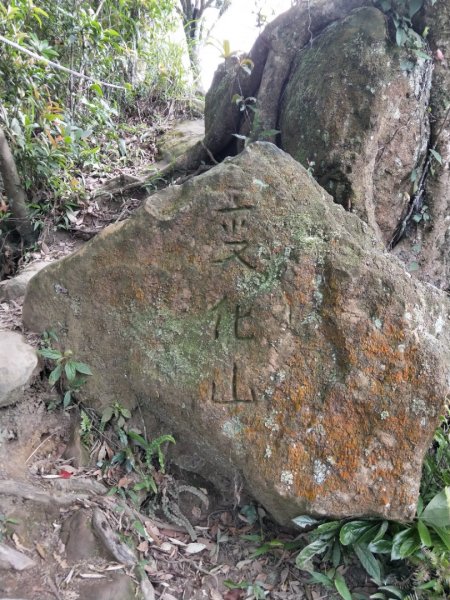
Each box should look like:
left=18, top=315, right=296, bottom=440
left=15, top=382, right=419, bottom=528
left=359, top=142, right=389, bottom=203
left=279, top=6, right=432, bottom=243
left=23, top=143, right=450, bottom=524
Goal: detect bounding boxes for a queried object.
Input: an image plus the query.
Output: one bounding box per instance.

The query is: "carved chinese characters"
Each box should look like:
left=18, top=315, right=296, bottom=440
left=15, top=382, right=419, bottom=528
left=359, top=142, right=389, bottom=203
left=210, top=193, right=259, bottom=403
left=23, top=143, right=450, bottom=525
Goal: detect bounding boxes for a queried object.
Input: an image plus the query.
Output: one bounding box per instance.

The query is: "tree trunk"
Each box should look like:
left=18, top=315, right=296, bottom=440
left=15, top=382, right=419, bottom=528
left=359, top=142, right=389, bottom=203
left=0, top=126, right=35, bottom=247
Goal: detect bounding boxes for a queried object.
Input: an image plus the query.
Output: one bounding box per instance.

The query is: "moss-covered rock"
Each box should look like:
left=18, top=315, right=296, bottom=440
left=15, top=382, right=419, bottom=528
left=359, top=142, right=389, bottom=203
left=23, top=143, right=450, bottom=524
left=279, top=6, right=432, bottom=242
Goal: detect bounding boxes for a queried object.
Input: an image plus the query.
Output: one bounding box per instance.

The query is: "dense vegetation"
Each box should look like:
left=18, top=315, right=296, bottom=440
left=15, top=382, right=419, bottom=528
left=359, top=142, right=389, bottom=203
left=0, top=0, right=190, bottom=258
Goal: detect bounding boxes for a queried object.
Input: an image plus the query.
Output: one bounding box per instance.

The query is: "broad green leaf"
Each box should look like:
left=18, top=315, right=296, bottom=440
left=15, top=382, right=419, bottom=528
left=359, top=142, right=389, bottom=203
left=101, top=406, right=114, bottom=424
left=132, top=520, right=147, bottom=538
left=430, top=148, right=443, bottom=164
left=38, top=348, right=62, bottom=360
left=120, top=408, right=131, bottom=419
left=398, top=533, right=421, bottom=558
left=251, top=540, right=284, bottom=557
left=296, top=539, right=330, bottom=570
left=421, top=487, right=450, bottom=527
left=258, top=129, right=280, bottom=139
left=409, top=0, right=423, bottom=18
left=391, top=528, right=414, bottom=560
left=72, top=362, right=92, bottom=375
left=339, top=521, right=374, bottom=545
left=373, top=520, right=389, bottom=542
left=396, top=27, right=407, bottom=46
left=417, top=520, right=432, bottom=547
left=308, top=571, right=334, bottom=588
left=414, top=49, right=431, bottom=60
left=334, top=572, right=352, bottom=600
left=310, top=520, right=341, bottom=541
left=368, top=539, right=392, bottom=554
left=127, top=430, right=148, bottom=448
left=430, top=524, right=450, bottom=550
left=65, top=361, right=77, bottom=382
left=90, top=83, right=103, bottom=97
left=292, top=515, right=321, bottom=529
left=63, top=391, right=72, bottom=408
left=353, top=543, right=382, bottom=585
left=332, top=540, right=342, bottom=567
left=48, top=364, right=63, bottom=386
left=378, top=586, right=405, bottom=599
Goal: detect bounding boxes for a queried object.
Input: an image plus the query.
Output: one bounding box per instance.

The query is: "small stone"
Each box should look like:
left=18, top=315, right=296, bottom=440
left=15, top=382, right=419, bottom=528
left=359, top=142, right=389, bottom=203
left=76, top=574, right=135, bottom=600
left=0, top=542, right=36, bottom=571
left=0, top=261, right=49, bottom=302
left=0, top=332, right=39, bottom=408
left=61, top=509, right=106, bottom=562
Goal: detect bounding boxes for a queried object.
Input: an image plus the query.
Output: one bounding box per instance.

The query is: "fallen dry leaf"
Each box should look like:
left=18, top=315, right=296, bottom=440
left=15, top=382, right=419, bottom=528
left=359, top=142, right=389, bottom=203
left=184, top=542, right=206, bottom=555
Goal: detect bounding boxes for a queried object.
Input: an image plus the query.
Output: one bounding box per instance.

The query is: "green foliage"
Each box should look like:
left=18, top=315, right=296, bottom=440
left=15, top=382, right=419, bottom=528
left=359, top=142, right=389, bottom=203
left=100, top=402, right=175, bottom=504
left=38, top=342, right=92, bottom=408
left=376, top=0, right=433, bottom=59
left=292, top=417, right=450, bottom=599
left=0, top=0, right=188, bottom=234
left=0, top=514, right=19, bottom=542
left=79, top=409, right=92, bottom=445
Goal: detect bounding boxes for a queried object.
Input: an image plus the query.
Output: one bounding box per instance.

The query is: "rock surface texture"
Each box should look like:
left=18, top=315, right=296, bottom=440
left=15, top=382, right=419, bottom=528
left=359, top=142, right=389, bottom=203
left=279, top=7, right=431, bottom=243
left=23, top=144, right=450, bottom=524
left=0, top=260, right=49, bottom=302
left=0, top=332, right=38, bottom=408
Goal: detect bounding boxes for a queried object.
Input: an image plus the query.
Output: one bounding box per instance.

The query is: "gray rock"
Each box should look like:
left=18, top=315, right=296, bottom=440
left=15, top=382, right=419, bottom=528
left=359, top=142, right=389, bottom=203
left=22, top=143, right=450, bottom=524
left=0, top=542, right=36, bottom=571
left=61, top=509, right=107, bottom=562
left=279, top=6, right=432, bottom=243
left=0, top=332, right=39, bottom=408
left=157, top=119, right=204, bottom=163
left=0, top=261, right=49, bottom=302
left=76, top=574, right=135, bottom=600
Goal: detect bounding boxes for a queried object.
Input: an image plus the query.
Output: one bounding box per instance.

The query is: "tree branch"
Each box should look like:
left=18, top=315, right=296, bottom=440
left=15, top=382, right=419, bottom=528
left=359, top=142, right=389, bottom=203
left=0, top=126, right=35, bottom=246
left=0, top=34, right=125, bottom=90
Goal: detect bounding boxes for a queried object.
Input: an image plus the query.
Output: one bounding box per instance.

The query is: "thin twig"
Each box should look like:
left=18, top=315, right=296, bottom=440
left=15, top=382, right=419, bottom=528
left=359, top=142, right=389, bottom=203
left=25, top=433, right=55, bottom=464
left=0, top=34, right=125, bottom=90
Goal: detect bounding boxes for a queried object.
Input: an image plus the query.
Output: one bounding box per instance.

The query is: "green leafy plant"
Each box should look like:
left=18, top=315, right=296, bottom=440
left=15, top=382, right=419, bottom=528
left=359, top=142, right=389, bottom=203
left=101, top=402, right=132, bottom=430
left=38, top=344, right=92, bottom=407
left=377, top=0, right=433, bottom=59
left=292, top=416, right=450, bottom=600
left=99, top=402, right=175, bottom=505
left=0, top=514, right=19, bottom=542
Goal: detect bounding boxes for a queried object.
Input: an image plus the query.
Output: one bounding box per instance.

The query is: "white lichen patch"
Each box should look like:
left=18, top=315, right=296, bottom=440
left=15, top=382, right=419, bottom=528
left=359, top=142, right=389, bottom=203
left=313, top=460, right=329, bottom=485
left=222, top=417, right=243, bottom=439
left=373, top=317, right=383, bottom=330
left=380, top=410, right=389, bottom=420
left=435, top=315, right=445, bottom=335
left=410, top=397, right=430, bottom=416
left=265, top=445, right=272, bottom=459
left=280, top=470, right=294, bottom=487
left=264, top=411, right=280, bottom=432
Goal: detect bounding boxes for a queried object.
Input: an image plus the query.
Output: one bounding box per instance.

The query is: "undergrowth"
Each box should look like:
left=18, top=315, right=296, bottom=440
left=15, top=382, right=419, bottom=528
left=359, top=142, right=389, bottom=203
left=290, top=410, right=450, bottom=600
